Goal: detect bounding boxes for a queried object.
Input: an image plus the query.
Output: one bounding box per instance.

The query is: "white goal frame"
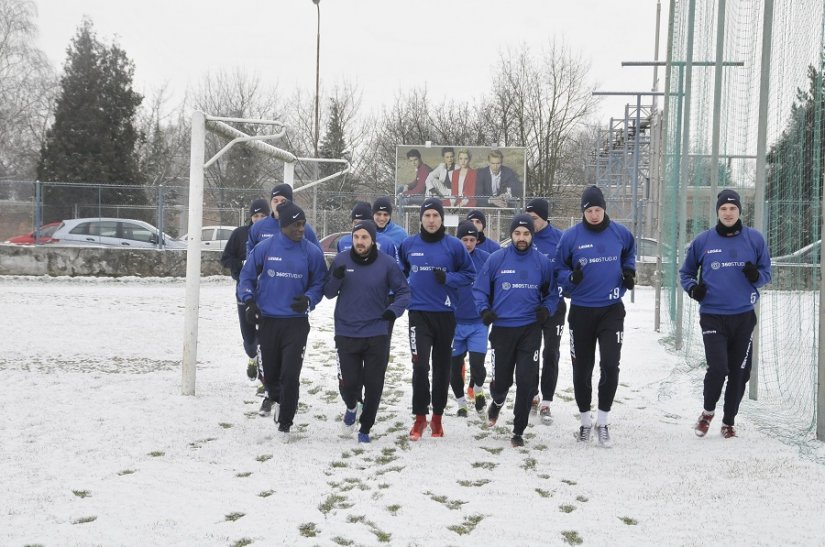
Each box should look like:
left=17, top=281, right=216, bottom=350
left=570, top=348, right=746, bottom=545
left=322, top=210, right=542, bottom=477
left=181, top=110, right=350, bottom=395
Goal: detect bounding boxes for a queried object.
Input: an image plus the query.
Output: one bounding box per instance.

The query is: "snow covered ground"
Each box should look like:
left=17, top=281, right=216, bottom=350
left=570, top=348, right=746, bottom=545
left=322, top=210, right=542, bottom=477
left=2, top=276, right=825, bottom=546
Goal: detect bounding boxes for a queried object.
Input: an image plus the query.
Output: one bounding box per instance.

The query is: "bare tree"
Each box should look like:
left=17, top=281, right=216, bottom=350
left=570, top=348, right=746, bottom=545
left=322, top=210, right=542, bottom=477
left=0, top=0, right=56, bottom=180
left=489, top=40, right=599, bottom=196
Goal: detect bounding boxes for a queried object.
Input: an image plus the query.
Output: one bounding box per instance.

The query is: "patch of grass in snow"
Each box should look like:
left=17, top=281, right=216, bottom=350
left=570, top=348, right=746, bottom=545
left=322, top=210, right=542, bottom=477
left=424, top=491, right=468, bottom=510
left=371, top=528, right=392, bottom=543
left=218, top=422, right=233, bottom=429
left=72, top=516, right=96, bottom=524
left=243, top=400, right=257, bottom=405
left=244, top=411, right=258, bottom=419
left=533, top=443, right=548, bottom=451
left=235, top=472, right=252, bottom=478
left=555, top=394, right=574, bottom=403
left=307, top=385, right=322, bottom=395
left=299, top=522, right=319, bottom=537
left=319, top=493, right=348, bottom=515
left=72, top=489, right=91, bottom=498
left=351, top=448, right=365, bottom=456
left=147, top=450, right=164, bottom=457
left=480, top=446, right=503, bottom=455
left=117, top=469, right=136, bottom=476
left=561, top=530, right=583, bottom=545
left=521, top=457, right=537, bottom=471
left=456, top=478, right=488, bottom=488
left=471, top=461, right=497, bottom=470
left=341, top=451, right=352, bottom=459
left=375, top=453, right=399, bottom=465
left=230, top=539, right=253, bottom=547
left=447, top=514, right=485, bottom=535
left=576, top=495, right=588, bottom=503
left=386, top=504, right=401, bottom=515
left=374, top=465, right=405, bottom=476
left=225, top=512, right=245, bottom=522
left=330, top=460, right=348, bottom=469
left=394, top=434, right=410, bottom=451
left=323, top=390, right=339, bottom=403
left=474, top=431, right=490, bottom=440
left=619, top=516, right=638, bottom=525
left=378, top=483, right=390, bottom=489
left=537, top=473, right=551, bottom=479
left=346, top=514, right=366, bottom=523
left=559, top=504, right=576, bottom=513
left=385, top=421, right=405, bottom=434
left=535, top=488, right=553, bottom=498
left=255, top=454, right=272, bottom=463
left=331, top=537, right=354, bottom=546
left=561, top=479, right=577, bottom=486
left=258, top=490, right=274, bottom=498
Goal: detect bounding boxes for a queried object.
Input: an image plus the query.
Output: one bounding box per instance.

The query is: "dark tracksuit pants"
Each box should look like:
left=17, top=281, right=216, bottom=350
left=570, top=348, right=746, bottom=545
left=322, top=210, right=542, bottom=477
left=450, top=352, right=487, bottom=399
left=408, top=310, right=456, bottom=416
left=258, top=316, right=310, bottom=428
left=699, top=311, right=756, bottom=426
left=235, top=301, right=258, bottom=359
left=489, top=323, right=541, bottom=436
left=535, top=299, right=567, bottom=401
left=335, top=334, right=389, bottom=435
left=568, top=302, right=625, bottom=414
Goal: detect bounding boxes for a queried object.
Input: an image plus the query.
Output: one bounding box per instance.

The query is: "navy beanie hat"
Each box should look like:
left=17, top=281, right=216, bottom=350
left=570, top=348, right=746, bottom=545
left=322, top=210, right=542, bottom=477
left=277, top=201, right=306, bottom=228
left=420, top=197, right=445, bottom=219
left=510, top=213, right=535, bottom=235
left=372, top=196, right=393, bottom=215
left=581, top=185, right=606, bottom=212
left=271, top=183, right=294, bottom=201
left=456, top=220, right=479, bottom=240
left=466, top=209, right=487, bottom=229
left=351, top=201, right=373, bottom=220
left=352, top=219, right=377, bottom=242
left=716, top=188, right=742, bottom=211
left=525, top=198, right=550, bottom=221
left=249, top=198, right=270, bottom=217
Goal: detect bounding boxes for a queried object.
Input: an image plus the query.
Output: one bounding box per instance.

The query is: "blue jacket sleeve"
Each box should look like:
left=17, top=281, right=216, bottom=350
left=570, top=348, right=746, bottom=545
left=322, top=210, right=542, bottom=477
left=554, top=232, right=576, bottom=295
left=237, top=242, right=264, bottom=303
left=305, top=246, right=328, bottom=310
left=398, top=238, right=412, bottom=277
left=621, top=230, right=637, bottom=272
left=541, top=258, right=559, bottom=316
left=749, top=228, right=772, bottom=288
left=323, top=253, right=346, bottom=299
left=472, top=252, right=498, bottom=314
left=446, top=240, right=476, bottom=288
left=387, top=264, right=411, bottom=317
left=679, top=237, right=702, bottom=292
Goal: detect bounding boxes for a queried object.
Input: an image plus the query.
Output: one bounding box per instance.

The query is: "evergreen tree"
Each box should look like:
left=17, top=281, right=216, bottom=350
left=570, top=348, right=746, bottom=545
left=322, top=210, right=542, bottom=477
left=319, top=98, right=354, bottom=209
left=37, top=18, right=145, bottom=222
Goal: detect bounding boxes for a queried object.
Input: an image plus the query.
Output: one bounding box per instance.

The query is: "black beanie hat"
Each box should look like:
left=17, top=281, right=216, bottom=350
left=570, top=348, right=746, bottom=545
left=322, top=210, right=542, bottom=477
left=716, top=188, right=742, bottom=211
left=271, top=183, right=294, bottom=201
left=581, top=185, right=606, bottom=212
left=510, top=213, right=535, bottom=235
left=351, top=201, right=373, bottom=220
left=466, top=209, right=487, bottom=229
left=525, top=198, right=550, bottom=221
left=352, top=219, right=377, bottom=242
left=249, top=198, right=270, bottom=217
left=456, top=220, right=479, bottom=240
left=277, top=201, right=306, bottom=228
left=372, top=196, right=393, bottom=215
left=420, top=197, right=445, bottom=219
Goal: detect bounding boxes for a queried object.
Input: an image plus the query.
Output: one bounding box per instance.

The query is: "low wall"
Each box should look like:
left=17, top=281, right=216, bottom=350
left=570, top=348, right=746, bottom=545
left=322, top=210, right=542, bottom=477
left=0, top=244, right=226, bottom=277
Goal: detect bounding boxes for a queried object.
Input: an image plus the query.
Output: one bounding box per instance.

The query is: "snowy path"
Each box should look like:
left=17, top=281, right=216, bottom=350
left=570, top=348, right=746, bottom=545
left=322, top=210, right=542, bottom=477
left=1, top=277, right=824, bottom=546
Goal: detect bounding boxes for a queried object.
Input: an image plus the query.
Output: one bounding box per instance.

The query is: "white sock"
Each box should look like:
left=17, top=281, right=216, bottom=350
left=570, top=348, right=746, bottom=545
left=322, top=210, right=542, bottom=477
left=541, top=399, right=552, bottom=407
left=703, top=410, right=715, bottom=416
left=580, top=412, right=592, bottom=427
left=597, top=410, right=609, bottom=427
left=456, top=396, right=467, bottom=406
left=348, top=406, right=357, bottom=412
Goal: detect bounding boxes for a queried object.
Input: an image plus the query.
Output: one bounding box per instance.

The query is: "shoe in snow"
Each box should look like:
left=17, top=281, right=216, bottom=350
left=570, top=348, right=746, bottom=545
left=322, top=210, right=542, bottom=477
left=511, top=434, right=524, bottom=448
left=487, top=401, right=502, bottom=427
left=539, top=404, right=552, bottom=425
left=721, top=425, right=737, bottom=439
left=430, top=414, right=444, bottom=437
left=575, top=425, right=592, bottom=442
left=409, top=415, right=428, bottom=441
left=596, top=424, right=612, bottom=448
left=258, top=397, right=272, bottom=417
left=694, top=411, right=714, bottom=437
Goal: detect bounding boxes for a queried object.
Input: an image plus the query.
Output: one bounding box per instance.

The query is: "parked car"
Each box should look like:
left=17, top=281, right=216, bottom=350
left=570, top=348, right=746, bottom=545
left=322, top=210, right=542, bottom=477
left=319, top=231, right=349, bottom=258
left=45, top=218, right=186, bottom=249
left=179, top=225, right=236, bottom=251
left=4, top=222, right=61, bottom=245
left=772, top=240, right=820, bottom=265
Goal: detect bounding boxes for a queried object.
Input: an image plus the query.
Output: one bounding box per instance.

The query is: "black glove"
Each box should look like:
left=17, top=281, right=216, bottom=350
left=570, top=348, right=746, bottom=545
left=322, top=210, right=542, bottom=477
left=481, top=309, right=497, bottom=326
left=434, top=269, right=447, bottom=284
left=569, top=263, right=584, bottom=285
left=245, top=300, right=261, bottom=324
left=539, top=282, right=550, bottom=297
left=622, top=269, right=636, bottom=290
left=290, top=295, right=310, bottom=313
left=381, top=309, right=395, bottom=321
left=332, top=264, right=346, bottom=279
left=689, top=283, right=707, bottom=302
left=536, top=306, right=550, bottom=324
left=742, top=261, right=759, bottom=283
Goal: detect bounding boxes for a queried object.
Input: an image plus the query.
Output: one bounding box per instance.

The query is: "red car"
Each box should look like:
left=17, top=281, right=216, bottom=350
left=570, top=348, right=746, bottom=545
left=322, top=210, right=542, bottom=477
left=5, top=222, right=61, bottom=244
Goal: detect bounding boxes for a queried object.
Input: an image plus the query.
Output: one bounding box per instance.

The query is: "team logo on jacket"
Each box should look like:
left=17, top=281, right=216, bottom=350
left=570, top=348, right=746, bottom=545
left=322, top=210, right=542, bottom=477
left=501, top=282, right=512, bottom=290
left=411, top=265, right=419, bottom=272
left=267, top=269, right=276, bottom=277
left=710, top=261, right=721, bottom=270
left=578, top=257, right=588, bottom=267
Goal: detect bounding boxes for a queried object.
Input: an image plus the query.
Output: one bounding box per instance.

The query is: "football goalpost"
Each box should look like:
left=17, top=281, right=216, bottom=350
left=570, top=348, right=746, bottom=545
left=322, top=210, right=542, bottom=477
left=181, top=110, right=350, bottom=395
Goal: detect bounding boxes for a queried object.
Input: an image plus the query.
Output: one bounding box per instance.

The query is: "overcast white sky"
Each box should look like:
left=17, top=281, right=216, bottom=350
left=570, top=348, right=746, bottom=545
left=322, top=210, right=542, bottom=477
left=33, top=0, right=668, bottom=123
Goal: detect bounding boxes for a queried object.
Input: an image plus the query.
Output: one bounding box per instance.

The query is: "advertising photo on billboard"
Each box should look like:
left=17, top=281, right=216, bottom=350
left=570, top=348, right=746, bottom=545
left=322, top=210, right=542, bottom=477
left=395, top=145, right=527, bottom=210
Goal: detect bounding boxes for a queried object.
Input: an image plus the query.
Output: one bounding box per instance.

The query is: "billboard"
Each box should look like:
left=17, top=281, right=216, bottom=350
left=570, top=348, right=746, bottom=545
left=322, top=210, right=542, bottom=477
left=395, top=145, right=527, bottom=209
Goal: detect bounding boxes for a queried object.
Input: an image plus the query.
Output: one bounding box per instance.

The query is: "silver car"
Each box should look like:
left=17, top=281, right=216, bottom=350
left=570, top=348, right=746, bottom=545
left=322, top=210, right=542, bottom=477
left=49, top=218, right=186, bottom=249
